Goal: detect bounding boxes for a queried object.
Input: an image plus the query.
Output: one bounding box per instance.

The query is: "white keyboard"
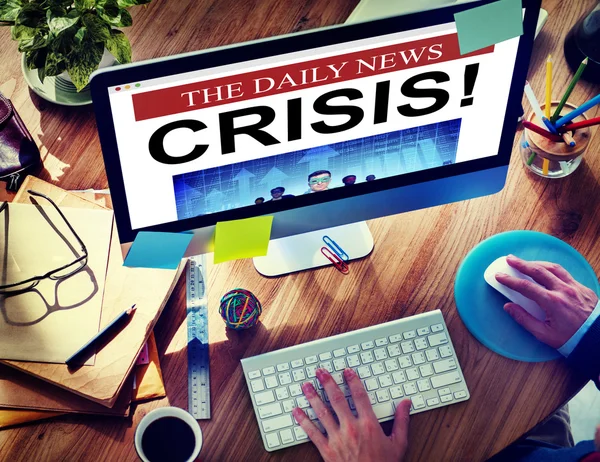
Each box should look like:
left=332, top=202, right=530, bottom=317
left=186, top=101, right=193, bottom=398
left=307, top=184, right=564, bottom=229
left=241, top=310, right=470, bottom=452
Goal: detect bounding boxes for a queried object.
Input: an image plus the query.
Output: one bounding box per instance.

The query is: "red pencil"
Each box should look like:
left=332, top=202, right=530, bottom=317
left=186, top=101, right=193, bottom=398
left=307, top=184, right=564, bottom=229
left=558, top=116, right=600, bottom=132
left=522, top=120, right=563, bottom=142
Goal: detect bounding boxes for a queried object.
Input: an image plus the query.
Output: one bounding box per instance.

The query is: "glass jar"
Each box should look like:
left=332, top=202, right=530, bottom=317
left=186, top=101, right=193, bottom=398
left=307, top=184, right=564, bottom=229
left=520, top=102, right=591, bottom=178
left=564, top=3, right=600, bottom=83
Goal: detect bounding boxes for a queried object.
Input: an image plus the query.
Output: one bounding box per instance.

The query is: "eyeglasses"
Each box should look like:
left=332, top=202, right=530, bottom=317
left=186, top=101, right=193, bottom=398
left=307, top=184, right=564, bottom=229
left=309, top=176, right=331, bottom=185
left=0, top=190, right=89, bottom=294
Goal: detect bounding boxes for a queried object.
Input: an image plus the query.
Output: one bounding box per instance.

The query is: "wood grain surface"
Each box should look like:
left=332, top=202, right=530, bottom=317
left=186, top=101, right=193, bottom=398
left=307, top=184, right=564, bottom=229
left=0, top=0, right=599, bottom=460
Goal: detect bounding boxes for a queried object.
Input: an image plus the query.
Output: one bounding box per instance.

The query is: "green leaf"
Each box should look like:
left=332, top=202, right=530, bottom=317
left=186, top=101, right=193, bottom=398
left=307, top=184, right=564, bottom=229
left=74, top=25, right=86, bottom=44
left=96, top=0, right=132, bottom=27
left=74, top=0, right=95, bottom=10
left=81, top=12, right=110, bottom=42
left=16, top=27, right=48, bottom=51
left=47, top=11, right=79, bottom=35
left=49, top=23, right=77, bottom=54
left=67, top=39, right=103, bottom=91
left=117, top=0, right=150, bottom=7
left=44, top=51, right=67, bottom=77
left=11, top=23, right=35, bottom=40
left=25, top=47, right=47, bottom=70
left=15, top=2, right=44, bottom=27
left=104, top=28, right=130, bottom=63
left=0, top=0, right=24, bottom=22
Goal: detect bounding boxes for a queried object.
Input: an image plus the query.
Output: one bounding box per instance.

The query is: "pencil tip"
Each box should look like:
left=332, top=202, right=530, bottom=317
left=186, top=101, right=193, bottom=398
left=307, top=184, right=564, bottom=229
left=129, top=304, right=137, bottom=314
left=583, top=57, right=589, bottom=64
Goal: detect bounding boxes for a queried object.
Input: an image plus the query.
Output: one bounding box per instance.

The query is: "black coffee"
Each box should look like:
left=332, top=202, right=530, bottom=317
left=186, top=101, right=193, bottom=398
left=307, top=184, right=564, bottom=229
left=141, top=416, right=196, bottom=462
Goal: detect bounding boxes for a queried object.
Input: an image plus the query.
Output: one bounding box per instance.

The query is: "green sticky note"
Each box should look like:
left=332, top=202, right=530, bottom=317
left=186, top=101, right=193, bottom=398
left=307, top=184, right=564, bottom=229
left=454, top=0, right=523, bottom=55
left=214, top=216, right=274, bottom=264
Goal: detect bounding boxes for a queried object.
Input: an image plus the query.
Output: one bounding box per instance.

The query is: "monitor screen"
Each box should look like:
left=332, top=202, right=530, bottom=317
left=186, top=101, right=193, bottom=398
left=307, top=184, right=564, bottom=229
left=92, top=0, right=538, bottom=244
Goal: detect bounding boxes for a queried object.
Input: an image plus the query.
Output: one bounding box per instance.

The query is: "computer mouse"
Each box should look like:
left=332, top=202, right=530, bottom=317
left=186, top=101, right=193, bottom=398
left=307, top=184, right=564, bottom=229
left=483, top=256, right=546, bottom=321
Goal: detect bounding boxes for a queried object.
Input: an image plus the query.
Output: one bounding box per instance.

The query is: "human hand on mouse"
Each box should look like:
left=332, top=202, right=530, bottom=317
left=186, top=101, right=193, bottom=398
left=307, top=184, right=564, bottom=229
left=495, top=255, right=598, bottom=349
left=292, top=368, right=412, bottom=462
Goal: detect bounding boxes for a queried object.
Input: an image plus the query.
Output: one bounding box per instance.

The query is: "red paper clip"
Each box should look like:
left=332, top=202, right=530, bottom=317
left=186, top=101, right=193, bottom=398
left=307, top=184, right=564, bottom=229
left=321, top=246, right=349, bottom=274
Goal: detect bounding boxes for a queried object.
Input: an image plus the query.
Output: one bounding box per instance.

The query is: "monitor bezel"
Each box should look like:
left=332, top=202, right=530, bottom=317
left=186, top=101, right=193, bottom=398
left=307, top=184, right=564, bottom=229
left=91, top=0, right=540, bottom=243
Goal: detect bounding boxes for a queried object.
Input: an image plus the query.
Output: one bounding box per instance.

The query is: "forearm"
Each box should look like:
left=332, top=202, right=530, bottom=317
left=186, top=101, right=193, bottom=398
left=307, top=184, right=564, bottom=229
left=566, top=315, right=600, bottom=389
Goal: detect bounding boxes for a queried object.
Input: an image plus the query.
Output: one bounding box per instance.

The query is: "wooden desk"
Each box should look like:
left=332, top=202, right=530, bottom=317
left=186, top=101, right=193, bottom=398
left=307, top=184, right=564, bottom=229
left=0, top=0, right=599, bottom=460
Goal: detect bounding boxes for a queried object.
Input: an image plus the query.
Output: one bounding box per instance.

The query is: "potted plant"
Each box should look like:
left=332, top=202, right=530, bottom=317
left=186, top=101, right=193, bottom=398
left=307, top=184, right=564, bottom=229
left=0, top=0, right=151, bottom=92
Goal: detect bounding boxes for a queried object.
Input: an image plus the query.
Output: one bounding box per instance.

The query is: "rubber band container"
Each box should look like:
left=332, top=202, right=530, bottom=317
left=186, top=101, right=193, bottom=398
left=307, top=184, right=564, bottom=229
left=520, top=101, right=591, bottom=178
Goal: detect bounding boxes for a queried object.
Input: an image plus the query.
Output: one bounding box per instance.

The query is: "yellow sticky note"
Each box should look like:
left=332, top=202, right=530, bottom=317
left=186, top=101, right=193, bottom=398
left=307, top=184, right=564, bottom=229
left=214, top=216, right=273, bottom=264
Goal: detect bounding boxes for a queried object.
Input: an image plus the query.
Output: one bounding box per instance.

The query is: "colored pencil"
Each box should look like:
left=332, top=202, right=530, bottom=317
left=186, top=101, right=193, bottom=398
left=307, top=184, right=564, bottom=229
left=554, top=93, right=600, bottom=128
left=560, top=131, right=576, bottom=147
left=551, top=57, right=588, bottom=123
left=542, top=117, right=558, bottom=135
left=524, top=81, right=545, bottom=121
left=559, top=115, right=600, bottom=132
left=542, top=158, right=550, bottom=175
left=522, top=120, right=563, bottom=142
left=545, top=55, right=552, bottom=118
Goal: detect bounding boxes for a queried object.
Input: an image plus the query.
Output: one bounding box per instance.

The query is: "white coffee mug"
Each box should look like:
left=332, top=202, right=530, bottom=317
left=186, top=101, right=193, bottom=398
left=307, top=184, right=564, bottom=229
left=134, top=407, right=203, bottom=462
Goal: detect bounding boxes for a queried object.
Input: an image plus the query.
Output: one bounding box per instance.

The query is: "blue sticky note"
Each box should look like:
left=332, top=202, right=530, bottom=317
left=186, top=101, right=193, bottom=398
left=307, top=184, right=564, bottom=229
left=454, top=0, right=523, bottom=55
left=124, top=231, right=193, bottom=269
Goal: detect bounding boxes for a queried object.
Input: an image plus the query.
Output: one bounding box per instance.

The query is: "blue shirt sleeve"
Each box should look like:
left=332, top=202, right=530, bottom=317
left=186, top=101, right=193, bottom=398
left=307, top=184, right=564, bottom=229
left=558, top=300, right=600, bottom=357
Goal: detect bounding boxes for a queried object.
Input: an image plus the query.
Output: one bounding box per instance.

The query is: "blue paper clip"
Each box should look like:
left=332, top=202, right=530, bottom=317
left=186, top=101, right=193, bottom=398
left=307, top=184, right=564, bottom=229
left=321, top=246, right=349, bottom=274
left=322, top=235, right=349, bottom=261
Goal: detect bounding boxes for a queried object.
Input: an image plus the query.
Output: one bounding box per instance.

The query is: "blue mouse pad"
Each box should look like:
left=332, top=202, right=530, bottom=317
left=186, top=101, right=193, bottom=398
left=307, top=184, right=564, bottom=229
left=455, top=231, right=599, bottom=362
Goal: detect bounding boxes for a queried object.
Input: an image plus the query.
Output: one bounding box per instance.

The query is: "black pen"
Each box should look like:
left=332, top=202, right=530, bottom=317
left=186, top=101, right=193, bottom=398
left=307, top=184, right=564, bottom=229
left=66, top=304, right=137, bottom=368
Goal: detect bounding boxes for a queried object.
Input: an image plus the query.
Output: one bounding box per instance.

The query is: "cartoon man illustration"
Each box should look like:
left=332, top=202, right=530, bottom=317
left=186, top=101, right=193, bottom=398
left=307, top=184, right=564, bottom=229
left=255, top=197, right=265, bottom=205
left=305, top=170, right=332, bottom=194
left=269, top=186, right=294, bottom=201
left=342, top=175, right=356, bottom=186
left=366, top=174, right=376, bottom=182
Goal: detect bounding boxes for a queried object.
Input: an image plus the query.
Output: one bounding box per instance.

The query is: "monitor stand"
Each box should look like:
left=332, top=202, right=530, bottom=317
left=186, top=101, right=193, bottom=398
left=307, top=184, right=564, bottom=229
left=253, top=222, right=374, bottom=276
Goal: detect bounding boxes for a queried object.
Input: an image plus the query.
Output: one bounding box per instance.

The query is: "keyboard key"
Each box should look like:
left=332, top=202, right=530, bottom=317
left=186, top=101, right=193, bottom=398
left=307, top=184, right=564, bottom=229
left=375, top=337, right=388, bottom=347
left=439, top=345, right=453, bottom=358
left=419, top=364, right=434, bottom=377
left=412, top=352, right=426, bottom=365
left=319, top=352, right=332, bottom=361
left=365, top=378, right=379, bottom=391
left=263, top=415, right=294, bottom=433
left=427, top=397, right=440, bottom=406
left=431, top=371, right=462, bottom=388
left=306, top=408, right=318, bottom=420
left=294, top=426, right=308, bottom=441
left=248, top=370, right=261, bottom=379
left=417, top=379, right=431, bottom=392
left=415, top=338, right=428, bottom=351
left=428, top=332, right=448, bottom=347
left=292, top=369, right=306, bottom=382
left=454, top=390, right=467, bottom=399
left=279, top=372, right=292, bottom=385
left=431, top=323, right=444, bottom=333
left=280, top=428, right=294, bottom=445
left=277, top=363, right=290, bottom=372
left=347, top=344, right=360, bottom=354
left=425, top=349, right=440, bottom=362
left=385, top=359, right=399, bottom=372
left=406, top=368, right=419, bottom=381
left=265, top=432, right=280, bottom=449
left=361, top=352, right=374, bottom=364
left=289, top=384, right=303, bottom=397
left=390, top=386, right=403, bottom=399
left=417, top=327, right=430, bottom=336
left=398, top=356, right=412, bottom=368
left=347, top=355, right=360, bottom=367
left=411, top=395, right=426, bottom=410
left=433, top=358, right=457, bottom=374
left=291, top=359, right=304, bottom=368
left=376, top=389, right=390, bottom=402
left=251, top=379, right=265, bottom=393
left=374, top=348, right=388, bottom=361
left=403, top=383, right=417, bottom=395
left=379, top=374, right=393, bottom=388
left=392, top=371, right=406, bottom=384
left=319, top=362, right=333, bottom=373
left=387, top=344, right=401, bottom=357
left=348, top=397, right=356, bottom=409
left=372, top=402, right=395, bottom=419
left=389, top=334, right=403, bottom=343
left=296, top=396, right=310, bottom=408
left=331, top=372, right=344, bottom=385
left=255, top=390, right=275, bottom=405
left=371, top=363, right=385, bottom=375
left=357, top=366, right=372, bottom=379
left=306, top=365, right=317, bottom=378
left=333, top=358, right=346, bottom=371
left=276, top=387, right=289, bottom=400
left=438, top=388, right=451, bottom=396
left=368, top=392, right=377, bottom=405
left=314, top=421, right=326, bottom=434
left=259, top=402, right=283, bottom=419
left=440, top=394, right=453, bottom=403
left=401, top=342, right=415, bottom=354
left=339, top=384, right=352, bottom=397
left=361, top=341, right=375, bottom=350
left=403, top=330, right=416, bottom=340
left=305, top=355, right=318, bottom=365
left=263, top=366, right=276, bottom=375
left=265, top=376, right=278, bottom=389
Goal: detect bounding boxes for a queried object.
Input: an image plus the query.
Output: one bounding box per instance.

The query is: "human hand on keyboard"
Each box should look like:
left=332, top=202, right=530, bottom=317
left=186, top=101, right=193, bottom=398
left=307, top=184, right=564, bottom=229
left=495, top=255, right=598, bottom=349
left=292, top=368, right=412, bottom=462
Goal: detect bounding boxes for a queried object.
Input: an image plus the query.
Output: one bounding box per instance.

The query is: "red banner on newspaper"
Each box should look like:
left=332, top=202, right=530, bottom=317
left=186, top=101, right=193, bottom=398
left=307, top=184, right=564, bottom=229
left=132, top=33, right=493, bottom=122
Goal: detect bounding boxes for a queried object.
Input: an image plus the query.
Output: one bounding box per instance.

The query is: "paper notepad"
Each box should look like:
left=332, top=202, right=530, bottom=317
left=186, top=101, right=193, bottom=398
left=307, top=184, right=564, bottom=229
left=0, top=203, right=113, bottom=364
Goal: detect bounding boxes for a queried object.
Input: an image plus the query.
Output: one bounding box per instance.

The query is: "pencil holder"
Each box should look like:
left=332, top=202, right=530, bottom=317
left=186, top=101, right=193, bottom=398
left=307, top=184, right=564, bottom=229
left=520, top=102, right=591, bottom=179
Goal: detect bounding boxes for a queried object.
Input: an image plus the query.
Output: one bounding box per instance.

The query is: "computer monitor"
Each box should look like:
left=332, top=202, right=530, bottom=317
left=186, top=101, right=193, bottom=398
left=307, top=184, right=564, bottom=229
left=91, top=0, right=540, bottom=275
